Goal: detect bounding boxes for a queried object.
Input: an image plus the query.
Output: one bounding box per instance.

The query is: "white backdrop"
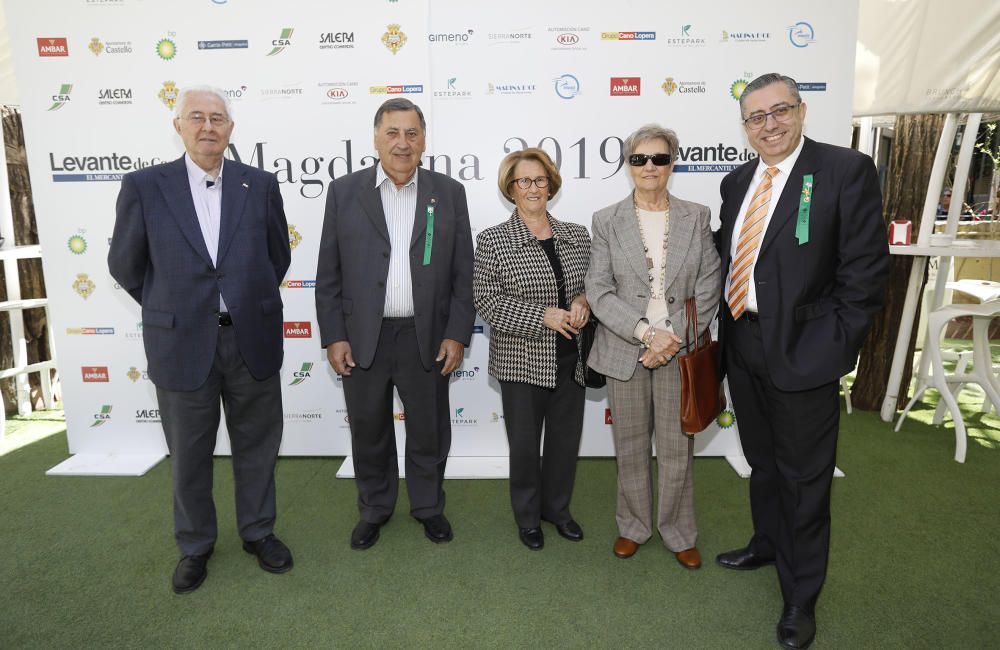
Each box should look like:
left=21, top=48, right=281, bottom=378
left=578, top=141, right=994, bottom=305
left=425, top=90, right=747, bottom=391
left=3, top=0, right=858, bottom=473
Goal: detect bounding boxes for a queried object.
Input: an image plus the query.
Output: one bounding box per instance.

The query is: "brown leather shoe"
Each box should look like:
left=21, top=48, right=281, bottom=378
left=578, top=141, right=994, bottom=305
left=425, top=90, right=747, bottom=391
left=674, top=547, right=702, bottom=569
left=613, top=536, right=639, bottom=558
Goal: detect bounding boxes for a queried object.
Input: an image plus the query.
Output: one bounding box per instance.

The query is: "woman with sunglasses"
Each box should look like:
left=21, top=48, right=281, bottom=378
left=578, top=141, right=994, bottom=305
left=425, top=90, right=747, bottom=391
left=585, top=124, right=721, bottom=568
left=473, top=148, right=592, bottom=550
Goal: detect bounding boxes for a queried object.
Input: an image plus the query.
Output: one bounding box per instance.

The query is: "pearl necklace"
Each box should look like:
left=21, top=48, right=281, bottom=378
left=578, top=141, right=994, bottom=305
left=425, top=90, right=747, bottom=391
left=634, top=193, right=670, bottom=299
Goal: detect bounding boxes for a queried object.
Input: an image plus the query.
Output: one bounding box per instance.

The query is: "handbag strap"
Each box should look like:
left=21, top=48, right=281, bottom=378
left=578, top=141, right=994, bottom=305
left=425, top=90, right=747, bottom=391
left=685, top=297, right=699, bottom=352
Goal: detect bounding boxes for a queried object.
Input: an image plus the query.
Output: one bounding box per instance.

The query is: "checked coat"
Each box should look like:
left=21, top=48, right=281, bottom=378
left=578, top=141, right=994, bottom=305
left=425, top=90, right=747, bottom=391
left=473, top=211, right=591, bottom=389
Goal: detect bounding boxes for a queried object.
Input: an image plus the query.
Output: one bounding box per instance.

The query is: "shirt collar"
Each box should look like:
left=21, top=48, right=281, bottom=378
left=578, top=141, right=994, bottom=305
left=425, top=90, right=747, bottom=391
left=375, top=163, right=418, bottom=190
left=754, top=136, right=804, bottom=180
left=184, top=154, right=224, bottom=188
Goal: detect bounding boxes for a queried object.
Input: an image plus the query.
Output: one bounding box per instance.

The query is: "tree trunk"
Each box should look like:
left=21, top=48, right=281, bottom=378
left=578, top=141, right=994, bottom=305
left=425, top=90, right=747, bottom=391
left=852, top=114, right=946, bottom=411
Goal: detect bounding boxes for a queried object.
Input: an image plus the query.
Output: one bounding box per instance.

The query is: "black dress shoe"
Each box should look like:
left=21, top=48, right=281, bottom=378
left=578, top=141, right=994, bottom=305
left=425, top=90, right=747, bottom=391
left=172, top=552, right=211, bottom=594
left=777, top=605, right=816, bottom=649
left=350, top=520, right=381, bottom=550
left=553, top=519, right=583, bottom=542
left=518, top=527, right=544, bottom=550
left=715, top=545, right=775, bottom=570
left=242, top=534, right=293, bottom=573
left=418, top=514, right=453, bottom=543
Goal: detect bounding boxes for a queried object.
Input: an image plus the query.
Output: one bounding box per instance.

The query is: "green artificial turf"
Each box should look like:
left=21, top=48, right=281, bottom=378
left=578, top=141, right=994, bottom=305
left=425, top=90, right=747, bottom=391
left=1, top=395, right=998, bottom=648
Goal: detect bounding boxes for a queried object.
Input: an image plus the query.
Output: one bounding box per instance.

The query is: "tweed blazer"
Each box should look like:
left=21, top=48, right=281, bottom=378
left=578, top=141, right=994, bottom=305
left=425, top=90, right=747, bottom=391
left=585, top=192, right=721, bottom=382
left=473, top=212, right=591, bottom=389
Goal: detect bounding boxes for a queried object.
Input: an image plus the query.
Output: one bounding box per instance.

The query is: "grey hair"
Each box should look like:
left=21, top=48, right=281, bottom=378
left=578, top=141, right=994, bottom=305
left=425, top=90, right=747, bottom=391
left=738, top=73, right=801, bottom=114
left=622, top=124, right=679, bottom=159
left=173, top=85, right=233, bottom=120
left=373, top=98, right=426, bottom=131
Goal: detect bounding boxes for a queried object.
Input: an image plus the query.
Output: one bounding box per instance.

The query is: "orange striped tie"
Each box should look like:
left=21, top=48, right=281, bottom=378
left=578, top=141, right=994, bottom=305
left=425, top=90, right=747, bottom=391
left=728, top=167, right=779, bottom=319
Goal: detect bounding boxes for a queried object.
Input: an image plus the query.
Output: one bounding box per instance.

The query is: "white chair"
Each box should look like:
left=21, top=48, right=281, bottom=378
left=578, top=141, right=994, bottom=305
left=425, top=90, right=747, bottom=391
left=896, top=299, right=1000, bottom=462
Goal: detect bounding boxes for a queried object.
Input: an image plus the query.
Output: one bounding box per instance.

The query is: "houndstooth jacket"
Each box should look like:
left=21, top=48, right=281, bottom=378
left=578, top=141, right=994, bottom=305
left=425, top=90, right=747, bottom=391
left=473, top=211, right=591, bottom=389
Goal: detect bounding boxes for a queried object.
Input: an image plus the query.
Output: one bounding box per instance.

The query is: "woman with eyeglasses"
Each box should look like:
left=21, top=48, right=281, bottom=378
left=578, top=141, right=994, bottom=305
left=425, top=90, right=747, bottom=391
left=473, top=148, right=592, bottom=550
left=585, top=124, right=721, bottom=568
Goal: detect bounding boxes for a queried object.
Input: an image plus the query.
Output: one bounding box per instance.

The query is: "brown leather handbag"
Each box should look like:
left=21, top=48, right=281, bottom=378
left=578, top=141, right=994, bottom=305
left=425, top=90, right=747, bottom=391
left=679, top=297, right=725, bottom=434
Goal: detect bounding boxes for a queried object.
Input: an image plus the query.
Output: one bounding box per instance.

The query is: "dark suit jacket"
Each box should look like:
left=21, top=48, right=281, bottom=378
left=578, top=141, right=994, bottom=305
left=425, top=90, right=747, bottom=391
left=717, top=137, right=889, bottom=391
left=315, top=165, right=475, bottom=370
left=108, top=155, right=291, bottom=391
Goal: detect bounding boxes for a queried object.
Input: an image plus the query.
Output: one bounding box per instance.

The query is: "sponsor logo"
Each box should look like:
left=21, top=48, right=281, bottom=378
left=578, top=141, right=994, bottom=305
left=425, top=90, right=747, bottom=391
left=605, top=408, right=613, bottom=425
left=549, top=26, right=589, bottom=50
left=225, top=85, right=249, bottom=100
left=661, top=78, right=706, bottom=96
left=556, top=33, right=578, bottom=45
left=82, top=366, right=109, bottom=382
left=68, top=235, right=87, bottom=254
left=490, top=411, right=504, bottom=422
left=159, top=80, right=180, bottom=110
left=428, top=29, right=473, bottom=44
left=393, top=411, right=406, bottom=421
left=281, top=279, right=316, bottom=289
left=717, top=409, right=736, bottom=428
left=473, top=325, right=484, bottom=334
left=487, top=82, right=536, bottom=96
left=600, top=31, right=656, bottom=41
left=369, top=84, right=423, bottom=95
left=98, top=88, right=133, bottom=105
left=663, top=25, right=705, bottom=46
left=50, top=151, right=163, bottom=183
left=268, top=28, right=294, bottom=56
left=92, top=405, right=113, bottom=427
left=288, top=224, right=302, bottom=249
left=260, top=86, right=304, bottom=99
left=320, top=81, right=358, bottom=104
left=48, top=84, right=73, bottom=111
left=721, top=30, right=769, bottom=43
left=66, top=327, right=115, bottom=335
left=488, top=31, right=532, bottom=44
left=730, top=79, right=749, bottom=100
left=788, top=21, right=815, bottom=48
left=382, top=24, right=407, bottom=54
left=452, top=406, right=478, bottom=426
left=135, top=408, right=160, bottom=424
left=797, top=82, right=827, bottom=92
left=320, top=32, right=355, bottom=49
left=93, top=37, right=132, bottom=55
left=198, top=39, right=249, bottom=50
left=289, top=362, right=313, bottom=386
left=73, top=273, right=96, bottom=299
left=126, top=366, right=148, bottom=382
left=554, top=74, right=580, bottom=99
left=37, top=37, right=69, bottom=56
left=125, top=322, right=143, bottom=341
left=451, top=366, right=480, bottom=381
left=610, top=77, right=640, bottom=96
left=434, top=77, right=471, bottom=98
left=672, top=143, right=757, bottom=173
left=286, top=410, right=323, bottom=422
left=284, top=321, right=312, bottom=338
left=156, top=37, right=177, bottom=60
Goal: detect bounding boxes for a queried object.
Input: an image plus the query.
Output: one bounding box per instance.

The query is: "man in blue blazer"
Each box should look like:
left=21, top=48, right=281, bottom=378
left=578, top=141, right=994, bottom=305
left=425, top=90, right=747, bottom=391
left=108, top=86, right=293, bottom=594
left=715, top=74, right=889, bottom=648
left=316, top=98, right=474, bottom=550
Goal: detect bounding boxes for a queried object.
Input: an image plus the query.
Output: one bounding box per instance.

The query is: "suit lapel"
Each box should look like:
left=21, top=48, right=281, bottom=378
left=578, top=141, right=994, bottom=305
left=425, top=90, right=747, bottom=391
left=157, top=156, right=214, bottom=268
left=663, top=193, right=694, bottom=292
left=759, top=137, right=819, bottom=257
left=410, top=168, right=435, bottom=250
left=216, top=161, right=249, bottom=265
left=359, top=167, right=390, bottom=243
left=609, top=195, right=648, bottom=281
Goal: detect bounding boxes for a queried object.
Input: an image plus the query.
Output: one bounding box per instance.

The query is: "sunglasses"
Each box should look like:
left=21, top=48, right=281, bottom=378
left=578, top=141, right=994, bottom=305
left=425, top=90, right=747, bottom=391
left=628, top=153, right=672, bottom=167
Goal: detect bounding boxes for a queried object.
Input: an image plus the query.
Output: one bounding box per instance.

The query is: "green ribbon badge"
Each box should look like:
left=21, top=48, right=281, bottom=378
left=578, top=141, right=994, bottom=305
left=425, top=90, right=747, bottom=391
left=796, top=174, right=813, bottom=246
left=422, top=203, right=435, bottom=265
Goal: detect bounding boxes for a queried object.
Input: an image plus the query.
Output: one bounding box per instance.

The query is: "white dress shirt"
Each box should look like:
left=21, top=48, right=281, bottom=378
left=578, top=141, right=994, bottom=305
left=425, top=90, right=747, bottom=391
left=376, top=164, right=417, bottom=318
left=725, top=136, right=805, bottom=314
left=184, top=154, right=227, bottom=311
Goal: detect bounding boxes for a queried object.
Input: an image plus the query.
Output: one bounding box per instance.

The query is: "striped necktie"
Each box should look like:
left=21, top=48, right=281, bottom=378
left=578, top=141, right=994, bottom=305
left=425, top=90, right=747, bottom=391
left=727, top=166, right=779, bottom=319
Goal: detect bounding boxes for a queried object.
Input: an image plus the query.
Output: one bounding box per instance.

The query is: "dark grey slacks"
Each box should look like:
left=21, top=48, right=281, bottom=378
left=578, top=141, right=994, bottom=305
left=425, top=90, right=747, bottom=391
left=498, top=350, right=585, bottom=529
left=341, top=318, right=452, bottom=523
left=156, top=325, right=283, bottom=556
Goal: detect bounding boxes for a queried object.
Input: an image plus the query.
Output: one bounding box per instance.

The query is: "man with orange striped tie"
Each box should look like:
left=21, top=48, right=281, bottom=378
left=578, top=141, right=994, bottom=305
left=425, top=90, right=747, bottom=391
left=715, top=73, right=888, bottom=650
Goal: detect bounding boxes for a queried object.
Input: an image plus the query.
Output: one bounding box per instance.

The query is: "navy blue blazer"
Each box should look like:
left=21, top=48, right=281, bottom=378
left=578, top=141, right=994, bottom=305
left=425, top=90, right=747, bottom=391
left=717, top=137, right=889, bottom=391
left=109, top=155, right=291, bottom=391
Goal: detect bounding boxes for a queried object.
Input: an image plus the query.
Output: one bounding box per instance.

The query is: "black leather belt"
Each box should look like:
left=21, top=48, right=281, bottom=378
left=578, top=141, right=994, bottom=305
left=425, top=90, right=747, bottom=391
left=218, top=312, right=233, bottom=326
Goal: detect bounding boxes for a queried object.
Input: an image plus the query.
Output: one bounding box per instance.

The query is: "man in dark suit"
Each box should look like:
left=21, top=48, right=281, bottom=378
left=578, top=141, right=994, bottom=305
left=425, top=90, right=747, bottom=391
left=315, top=98, right=474, bottom=550
left=715, top=73, right=889, bottom=648
left=109, top=86, right=293, bottom=594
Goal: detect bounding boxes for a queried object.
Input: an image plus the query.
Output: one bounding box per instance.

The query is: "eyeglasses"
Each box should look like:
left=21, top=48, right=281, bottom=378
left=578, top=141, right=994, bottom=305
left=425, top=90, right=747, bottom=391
left=513, top=176, right=549, bottom=190
left=180, top=113, right=231, bottom=127
left=742, top=103, right=801, bottom=130
left=628, top=153, right=672, bottom=167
